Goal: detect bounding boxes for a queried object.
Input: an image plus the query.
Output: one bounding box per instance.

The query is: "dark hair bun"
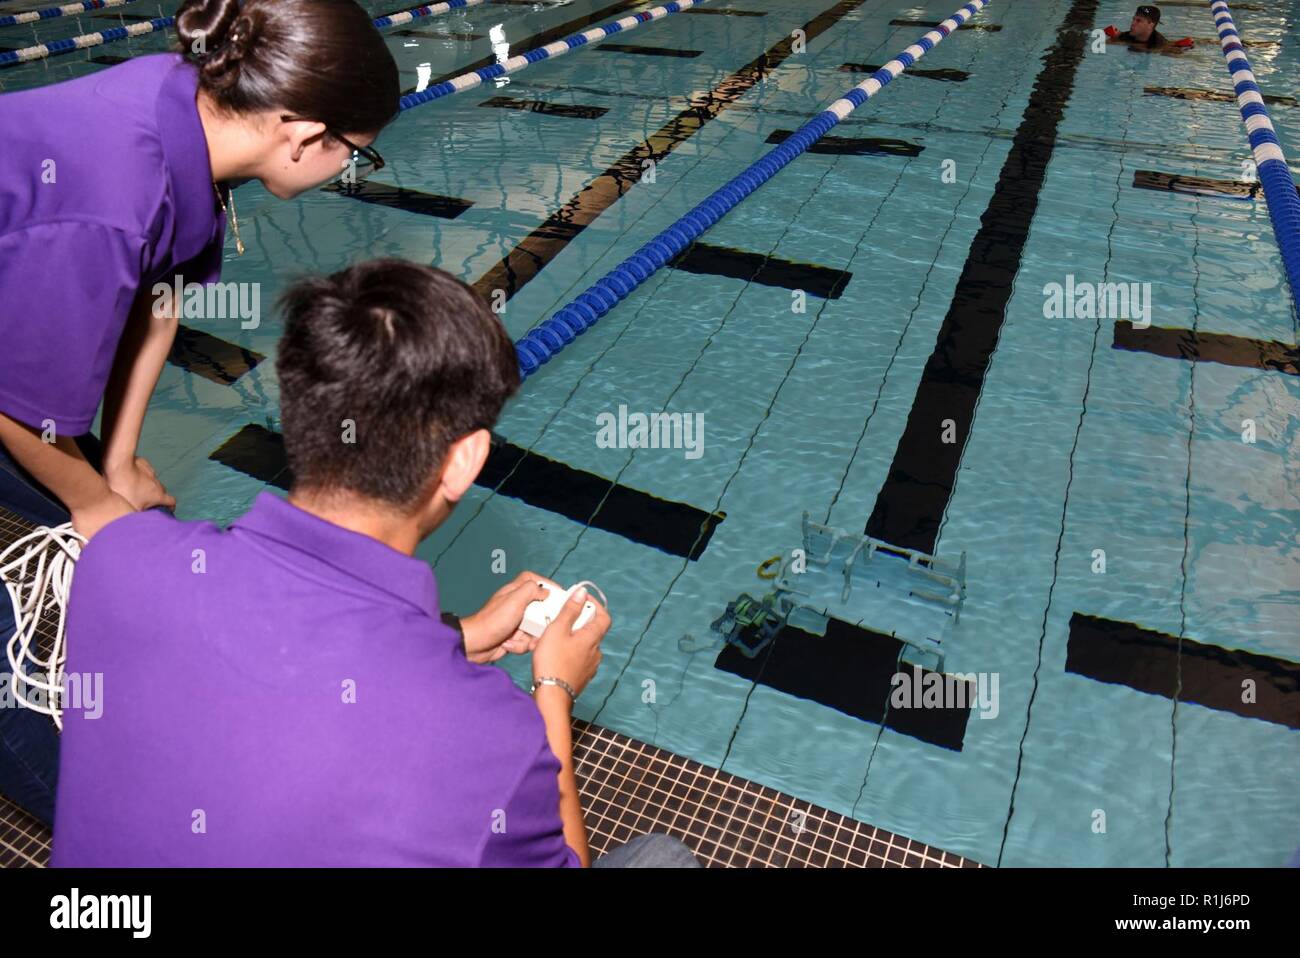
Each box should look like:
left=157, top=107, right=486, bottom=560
left=176, top=0, right=251, bottom=86
left=176, top=0, right=238, bottom=53
left=177, top=0, right=399, bottom=138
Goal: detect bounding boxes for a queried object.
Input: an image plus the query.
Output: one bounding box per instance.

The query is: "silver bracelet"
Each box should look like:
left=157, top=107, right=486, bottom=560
left=531, top=676, right=576, bottom=702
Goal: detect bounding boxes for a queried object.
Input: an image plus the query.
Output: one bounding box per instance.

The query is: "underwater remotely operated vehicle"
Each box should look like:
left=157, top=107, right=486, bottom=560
left=711, top=512, right=966, bottom=671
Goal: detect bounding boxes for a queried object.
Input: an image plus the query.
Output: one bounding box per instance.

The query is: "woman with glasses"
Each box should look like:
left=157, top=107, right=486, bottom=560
left=0, top=0, right=395, bottom=544
left=0, top=0, right=397, bottom=828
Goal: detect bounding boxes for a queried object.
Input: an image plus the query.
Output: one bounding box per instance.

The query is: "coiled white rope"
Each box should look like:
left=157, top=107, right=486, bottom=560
left=1, top=522, right=84, bottom=731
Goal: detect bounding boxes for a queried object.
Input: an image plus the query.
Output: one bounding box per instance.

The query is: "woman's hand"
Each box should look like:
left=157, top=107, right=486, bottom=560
left=460, top=572, right=555, bottom=664
left=104, top=455, right=175, bottom=513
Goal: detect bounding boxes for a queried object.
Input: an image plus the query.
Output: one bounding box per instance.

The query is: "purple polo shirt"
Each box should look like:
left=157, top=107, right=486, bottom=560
left=51, top=492, right=581, bottom=867
left=0, top=53, right=224, bottom=435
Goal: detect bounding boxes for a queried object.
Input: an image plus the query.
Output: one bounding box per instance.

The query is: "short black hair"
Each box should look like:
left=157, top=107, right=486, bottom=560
left=276, top=259, right=520, bottom=508
left=1135, top=4, right=1160, bottom=24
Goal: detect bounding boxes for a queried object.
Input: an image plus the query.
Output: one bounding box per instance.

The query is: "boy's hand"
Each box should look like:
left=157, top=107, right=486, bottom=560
left=531, top=587, right=610, bottom=701
left=461, top=572, right=554, bottom=664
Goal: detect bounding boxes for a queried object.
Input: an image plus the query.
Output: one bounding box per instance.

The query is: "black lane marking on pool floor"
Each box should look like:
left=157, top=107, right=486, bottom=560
left=1134, top=169, right=1299, bottom=200
left=208, top=425, right=292, bottom=488
left=321, top=181, right=473, bottom=219
left=840, top=62, right=971, bottom=82
left=1188, top=36, right=1278, bottom=49
left=168, top=326, right=265, bottom=386
left=715, top=617, right=972, bottom=750
left=209, top=424, right=725, bottom=561
left=864, top=0, right=1099, bottom=555
left=394, top=28, right=485, bottom=41
left=681, top=6, right=767, bottom=15
left=92, top=12, right=155, bottom=19
left=471, top=0, right=872, bottom=304
left=1066, top=613, right=1299, bottom=729
left=89, top=54, right=130, bottom=65
left=477, top=95, right=608, bottom=120
left=478, top=436, right=725, bottom=560
left=889, top=18, right=1001, bottom=31
left=1133, top=169, right=1261, bottom=199
left=596, top=43, right=702, bottom=58
left=1113, top=321, right=1300, bottom=375
left=765, top=128, right=922, bottom=157
left=670, top=242, right=852, bottom=298
left=1145, top=85, right=1298, bottom=107
left=1159, top=0, right=1262, bottom=9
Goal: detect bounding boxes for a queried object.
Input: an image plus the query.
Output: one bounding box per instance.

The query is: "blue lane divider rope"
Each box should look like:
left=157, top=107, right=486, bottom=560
left=1209, top=0, right=1300, bottom=316
left=514, top=0, right=991, bottom=378
left=0, top=0, right=138, bottom=29
left=0, top=12, right=170, bottom=62
left=0, top=0, right=490, bottom=67
left=371, top=0, right=484, bottom=30
left=399, top=1, right=701, bottom=112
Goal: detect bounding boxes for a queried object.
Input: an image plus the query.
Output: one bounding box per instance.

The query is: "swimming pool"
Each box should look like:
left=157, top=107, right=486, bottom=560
left=3, top=0, right=1296, bottom=866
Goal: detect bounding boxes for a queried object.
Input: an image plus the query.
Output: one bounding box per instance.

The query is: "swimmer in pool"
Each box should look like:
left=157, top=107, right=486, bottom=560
left=1104, top=5, right=1193, bottom=52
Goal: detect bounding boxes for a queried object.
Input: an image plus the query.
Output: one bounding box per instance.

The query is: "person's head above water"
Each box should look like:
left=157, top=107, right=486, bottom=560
left=177, top=0, right=400, bottom=199
left=1128, top=4, right=1161, bottom=42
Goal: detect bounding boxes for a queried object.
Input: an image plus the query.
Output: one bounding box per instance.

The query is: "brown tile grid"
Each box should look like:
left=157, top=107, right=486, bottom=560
left=0, top=792, right=49, bottom=868
left=0, top=506, right=61, bottom=868
left=571, top=720, right=980, bottom=868
left=0, top=509, right=979, bottom=869
left=0, top=506, right=63, bottom=662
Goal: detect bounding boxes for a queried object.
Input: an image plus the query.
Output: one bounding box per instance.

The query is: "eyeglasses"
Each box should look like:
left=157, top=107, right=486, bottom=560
left=280, top=114, right=385, bottom=184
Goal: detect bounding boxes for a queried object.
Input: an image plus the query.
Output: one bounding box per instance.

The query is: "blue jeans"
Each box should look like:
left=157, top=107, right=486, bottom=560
left=593, top=833, right=701, bottom=868
left=0, top=436, right=97, bottom=827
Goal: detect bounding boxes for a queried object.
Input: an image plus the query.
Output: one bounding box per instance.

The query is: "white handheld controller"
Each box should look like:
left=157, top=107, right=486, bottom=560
left=521, top=580, right=607, bottom=637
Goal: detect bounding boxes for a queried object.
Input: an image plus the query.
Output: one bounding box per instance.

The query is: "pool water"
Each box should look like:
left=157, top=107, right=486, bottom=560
left=3, top=0, right=1297, bottom=866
